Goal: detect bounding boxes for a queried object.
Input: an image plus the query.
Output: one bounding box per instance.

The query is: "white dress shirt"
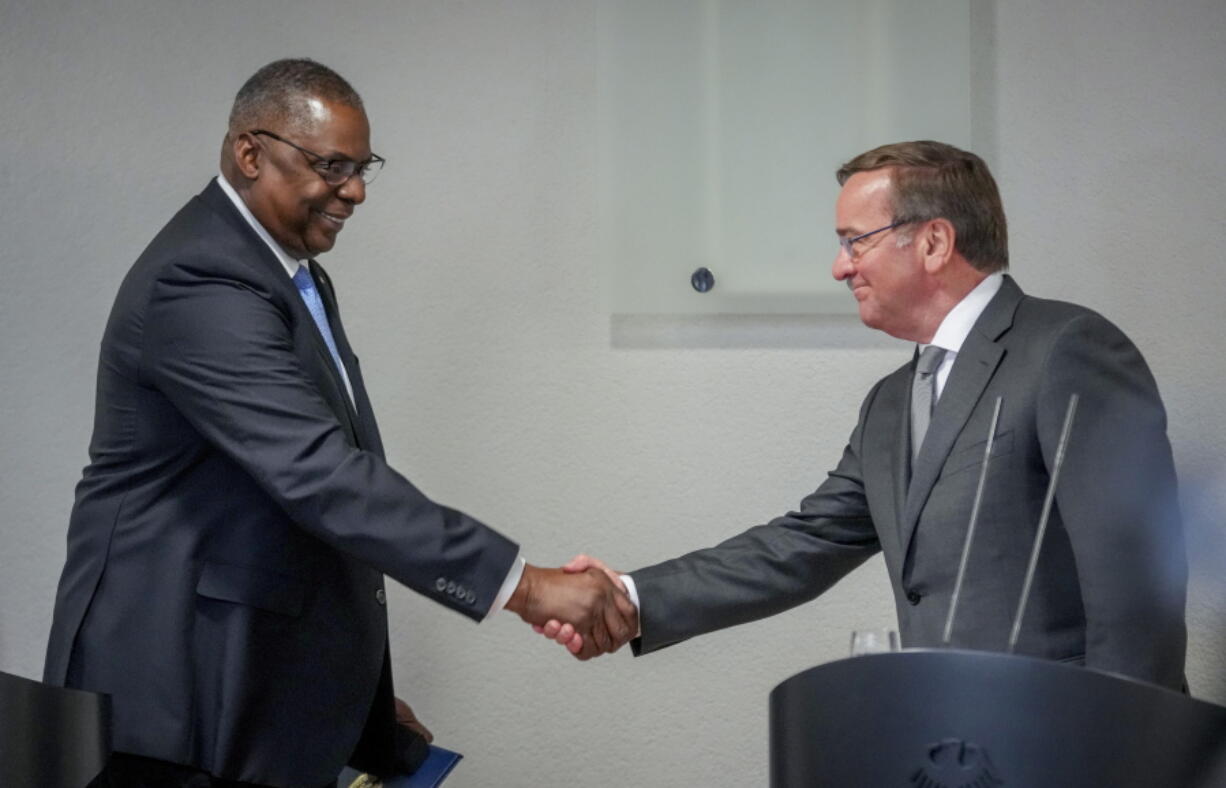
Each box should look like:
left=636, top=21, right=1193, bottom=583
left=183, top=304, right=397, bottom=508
left=923, top=273, right=1004, bottom=399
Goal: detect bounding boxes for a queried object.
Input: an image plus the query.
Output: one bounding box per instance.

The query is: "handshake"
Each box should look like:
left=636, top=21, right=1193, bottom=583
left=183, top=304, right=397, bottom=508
left=505, top=555, right=635, bottom=660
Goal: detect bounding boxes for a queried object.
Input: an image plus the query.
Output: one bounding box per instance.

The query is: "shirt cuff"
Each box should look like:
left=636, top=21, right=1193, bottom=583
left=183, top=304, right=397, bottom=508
left=485, top=554, right=525, bottom=621
left=620, top=573, right=642, bottom=638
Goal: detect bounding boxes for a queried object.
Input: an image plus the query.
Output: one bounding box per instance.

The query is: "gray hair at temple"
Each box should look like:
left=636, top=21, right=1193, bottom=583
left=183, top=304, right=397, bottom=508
left=227, top=58, right=364, bottom=137
left=837, top=141, right=1009, bottom=273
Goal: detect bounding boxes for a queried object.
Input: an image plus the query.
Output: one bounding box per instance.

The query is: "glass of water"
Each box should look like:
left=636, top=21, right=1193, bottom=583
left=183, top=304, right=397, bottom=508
left=849, top=628, right=899, bottom=656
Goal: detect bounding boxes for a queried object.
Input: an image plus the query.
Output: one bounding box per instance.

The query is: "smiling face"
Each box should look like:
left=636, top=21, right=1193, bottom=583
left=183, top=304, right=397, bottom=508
left=831, top=169, right=932, bottom=340
left=241, top=97, right=370, bottom=259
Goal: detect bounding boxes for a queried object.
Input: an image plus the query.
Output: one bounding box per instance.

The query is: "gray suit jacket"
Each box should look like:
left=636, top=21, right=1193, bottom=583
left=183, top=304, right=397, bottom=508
left=631, top=276, right=1187, bottom=690
left=44, top=181, right=519, bottom=786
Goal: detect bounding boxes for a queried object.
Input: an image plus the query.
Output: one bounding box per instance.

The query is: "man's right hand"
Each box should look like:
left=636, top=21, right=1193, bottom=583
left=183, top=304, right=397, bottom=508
left=506, top=563, right=637, bottom=660
left=531, top=554, right=635, bottom=658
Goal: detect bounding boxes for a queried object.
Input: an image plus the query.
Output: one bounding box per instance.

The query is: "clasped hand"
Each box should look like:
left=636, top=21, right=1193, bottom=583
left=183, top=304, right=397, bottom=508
left=507, top=558, right=636, bottom=660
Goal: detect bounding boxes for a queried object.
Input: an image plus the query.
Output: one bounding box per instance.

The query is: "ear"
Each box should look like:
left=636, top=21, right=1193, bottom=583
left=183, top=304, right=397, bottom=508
left=229, top=131, right=263, bottom=181
left=919, top=218, right=957, bottom=274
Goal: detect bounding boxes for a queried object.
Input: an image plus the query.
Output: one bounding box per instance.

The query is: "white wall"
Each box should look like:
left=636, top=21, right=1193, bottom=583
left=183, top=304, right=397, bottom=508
left=1, top=2, right=1223, bottom=785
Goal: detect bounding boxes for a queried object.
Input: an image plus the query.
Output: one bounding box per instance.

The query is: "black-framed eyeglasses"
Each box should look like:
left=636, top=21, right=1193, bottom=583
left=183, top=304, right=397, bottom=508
left=838, top=219, right=913, bottom=259
left=250, top=129, right=385, bottom=186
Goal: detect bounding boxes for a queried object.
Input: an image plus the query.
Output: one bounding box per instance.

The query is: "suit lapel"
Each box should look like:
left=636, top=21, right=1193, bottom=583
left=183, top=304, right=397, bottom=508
left=309, top=260, right=383, bottom=454
left=196, top=182, right=363, bottom=445
left=280, top=266, right=362, bottom=445
left=898, top=276, right=1023, bottom=557
left=300, top=297, right=360, bottom=433
left=886, top=368, right=912, bottom=545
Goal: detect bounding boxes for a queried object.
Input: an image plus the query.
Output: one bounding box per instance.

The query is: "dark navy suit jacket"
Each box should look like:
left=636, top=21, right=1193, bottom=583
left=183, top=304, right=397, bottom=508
left=44, top=180, right=518, bottom=786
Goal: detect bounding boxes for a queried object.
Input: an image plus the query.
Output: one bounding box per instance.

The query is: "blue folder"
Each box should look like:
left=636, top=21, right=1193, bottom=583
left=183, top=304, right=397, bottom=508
left=338, top=745, right=463, bottom=788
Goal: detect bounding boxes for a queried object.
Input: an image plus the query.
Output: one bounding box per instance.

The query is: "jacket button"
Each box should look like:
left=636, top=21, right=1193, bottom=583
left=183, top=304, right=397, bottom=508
left=906, top=591, right=922, bottom=605
left=435, top=577, right=447, bottom=592
left=465, top=590, right=476, bottom=604
left=446, top=581, right=456, bottom=594
left=455, top=584, right=466, bottom=598
left=375, top=588, right=387, bottom=605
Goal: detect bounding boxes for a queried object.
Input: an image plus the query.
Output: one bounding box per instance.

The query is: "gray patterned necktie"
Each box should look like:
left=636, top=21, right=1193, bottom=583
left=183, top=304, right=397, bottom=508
left=911, top=345, right=948, bottom=461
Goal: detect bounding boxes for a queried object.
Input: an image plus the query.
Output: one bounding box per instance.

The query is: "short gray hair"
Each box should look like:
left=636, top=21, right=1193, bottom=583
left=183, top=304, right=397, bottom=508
left=228, top=58, right=364, bottom=135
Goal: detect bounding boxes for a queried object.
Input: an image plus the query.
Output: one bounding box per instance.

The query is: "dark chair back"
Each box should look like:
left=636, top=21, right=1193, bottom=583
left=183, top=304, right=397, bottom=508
left=0, top=669, right=111, bottom=788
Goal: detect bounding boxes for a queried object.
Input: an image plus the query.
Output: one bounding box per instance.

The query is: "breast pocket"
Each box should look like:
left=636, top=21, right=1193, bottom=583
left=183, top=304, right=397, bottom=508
left=195, top=561, right=306, bottom=617
left=939, top=430, right=1014, bottom=480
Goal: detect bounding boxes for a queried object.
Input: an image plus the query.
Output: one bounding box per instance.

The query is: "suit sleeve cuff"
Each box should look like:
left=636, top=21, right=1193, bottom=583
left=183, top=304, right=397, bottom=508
left=621, top=573, right=641, bottom=638
left=484, top=554, right=525, bottom=621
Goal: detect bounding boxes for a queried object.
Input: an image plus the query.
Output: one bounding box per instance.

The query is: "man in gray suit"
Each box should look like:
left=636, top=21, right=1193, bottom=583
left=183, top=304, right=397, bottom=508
left=541, top=140, right=1187, bottom=690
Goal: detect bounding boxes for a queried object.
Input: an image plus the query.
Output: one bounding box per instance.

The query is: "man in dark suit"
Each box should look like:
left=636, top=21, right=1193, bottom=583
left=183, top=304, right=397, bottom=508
left=541, top=141, right=1187, bottom=690
left=44, top=59, right=635, bottom=788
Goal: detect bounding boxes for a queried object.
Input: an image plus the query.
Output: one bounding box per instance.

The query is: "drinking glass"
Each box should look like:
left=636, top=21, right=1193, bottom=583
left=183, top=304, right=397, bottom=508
left=849, top=628, right=899, bottom=656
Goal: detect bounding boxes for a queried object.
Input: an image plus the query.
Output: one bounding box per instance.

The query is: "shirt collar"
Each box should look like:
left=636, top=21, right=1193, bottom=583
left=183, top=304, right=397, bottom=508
left=924, top=272, right=1004, bottom=355
left=215, top=173, right=306, bottom=279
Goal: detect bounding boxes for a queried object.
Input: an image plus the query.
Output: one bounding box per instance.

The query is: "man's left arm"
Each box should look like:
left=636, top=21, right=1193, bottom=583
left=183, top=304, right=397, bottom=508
left=1039, top=312, right=1187, bottom=688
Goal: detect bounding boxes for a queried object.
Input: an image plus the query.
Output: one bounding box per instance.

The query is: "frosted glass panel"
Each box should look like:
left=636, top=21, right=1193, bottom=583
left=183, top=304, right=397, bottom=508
left=599, top=0, right=972, bottom=315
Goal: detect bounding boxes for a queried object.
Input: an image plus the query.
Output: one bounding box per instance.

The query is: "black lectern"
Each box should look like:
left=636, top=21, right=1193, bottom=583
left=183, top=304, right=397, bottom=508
left=770, top=650, right=1226, bottom=787
left=0, top=670, right=111, bottom=788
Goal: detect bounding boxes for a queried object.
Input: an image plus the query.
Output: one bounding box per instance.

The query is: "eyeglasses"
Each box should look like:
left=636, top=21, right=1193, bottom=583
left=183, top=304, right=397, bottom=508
left=250, top=129, right=385, bottom=186
left=838, top=219, right=913, bottom=259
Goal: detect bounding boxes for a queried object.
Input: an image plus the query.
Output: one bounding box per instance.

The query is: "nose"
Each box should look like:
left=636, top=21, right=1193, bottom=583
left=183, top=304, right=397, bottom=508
left=832, top=245, right=855, bottom=282
left=337, top=173, right=366, bottom=205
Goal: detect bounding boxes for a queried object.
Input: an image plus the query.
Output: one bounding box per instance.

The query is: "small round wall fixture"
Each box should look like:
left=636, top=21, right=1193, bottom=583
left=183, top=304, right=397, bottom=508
left=690, top=267, right=715, bottom=293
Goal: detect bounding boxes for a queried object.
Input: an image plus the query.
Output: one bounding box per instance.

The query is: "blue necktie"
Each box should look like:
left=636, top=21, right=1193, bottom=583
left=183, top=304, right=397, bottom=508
left=292, top=265, right=351, bottom=400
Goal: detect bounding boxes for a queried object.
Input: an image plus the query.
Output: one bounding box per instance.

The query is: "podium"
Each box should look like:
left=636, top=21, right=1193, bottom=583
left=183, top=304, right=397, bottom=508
left=770, top=650, right=1226, bottom=787
left=0, top=670, right=111, bottom=788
